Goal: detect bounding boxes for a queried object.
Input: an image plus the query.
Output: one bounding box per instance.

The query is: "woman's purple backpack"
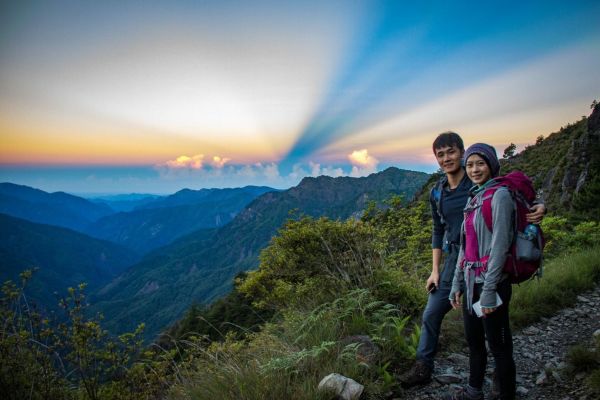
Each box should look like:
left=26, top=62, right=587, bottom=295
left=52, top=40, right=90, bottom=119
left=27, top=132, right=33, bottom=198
left=464, top=171, right=545, bottom=283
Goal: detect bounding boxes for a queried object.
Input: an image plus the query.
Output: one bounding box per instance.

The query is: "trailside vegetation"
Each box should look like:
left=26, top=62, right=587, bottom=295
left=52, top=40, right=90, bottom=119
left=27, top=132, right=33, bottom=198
left=2, top=106, right=599, bottom=398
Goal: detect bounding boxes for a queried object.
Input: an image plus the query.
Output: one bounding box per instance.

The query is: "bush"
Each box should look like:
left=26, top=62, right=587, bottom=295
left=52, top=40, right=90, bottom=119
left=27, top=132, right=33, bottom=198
left=510, top=246, right=600, bottom=329
left=0, top=271, right=171, bottom=399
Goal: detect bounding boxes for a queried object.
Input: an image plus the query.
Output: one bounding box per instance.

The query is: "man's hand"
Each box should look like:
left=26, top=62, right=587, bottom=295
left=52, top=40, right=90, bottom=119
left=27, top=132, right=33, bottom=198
left=450, top=291, right=462, bottom=309
left=426, top=270, right=439, bottom=292
left=526, top=204, right=546, bottom=224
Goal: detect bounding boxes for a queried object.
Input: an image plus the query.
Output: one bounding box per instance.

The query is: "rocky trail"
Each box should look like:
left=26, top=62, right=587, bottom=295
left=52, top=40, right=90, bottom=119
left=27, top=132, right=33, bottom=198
left=402, top=285, right=600, bottom=399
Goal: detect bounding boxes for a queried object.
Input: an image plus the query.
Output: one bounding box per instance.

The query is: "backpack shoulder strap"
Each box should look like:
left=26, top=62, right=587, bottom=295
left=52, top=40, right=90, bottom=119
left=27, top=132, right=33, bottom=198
left=480, top=185, right=502, bottom=232
left=432, top=176, right=447, bottom=225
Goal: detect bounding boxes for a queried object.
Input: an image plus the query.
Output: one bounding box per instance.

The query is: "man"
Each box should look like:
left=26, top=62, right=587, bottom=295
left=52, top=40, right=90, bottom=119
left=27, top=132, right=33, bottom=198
left=400, top=132, right=545, bottom=387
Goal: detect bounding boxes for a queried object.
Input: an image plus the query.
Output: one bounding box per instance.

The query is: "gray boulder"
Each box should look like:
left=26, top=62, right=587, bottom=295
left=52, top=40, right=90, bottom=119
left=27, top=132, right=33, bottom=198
left=317, top=373, right=364, bottom=400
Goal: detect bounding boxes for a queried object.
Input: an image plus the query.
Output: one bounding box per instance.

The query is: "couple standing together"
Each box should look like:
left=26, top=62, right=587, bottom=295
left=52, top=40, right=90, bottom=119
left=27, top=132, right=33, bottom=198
left=400, top=132, right=546, bottom=400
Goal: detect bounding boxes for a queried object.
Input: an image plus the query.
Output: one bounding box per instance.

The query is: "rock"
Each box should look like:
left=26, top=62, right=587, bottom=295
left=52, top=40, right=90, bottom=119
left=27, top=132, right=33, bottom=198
left=446, top=353, right=469, bottom=365
left=536, top=370, right=548, bottom=386
left=594, top=329, right=600, bottom=338
left=516, top=386, right=529, bottom=396
left=551, top=370, right=562, bottom=383
left=434, top=373, right=462, bottom=385
left=577, top=295, right=590, bottom=303
left=523, top=326, right=540, bottom=335
left=317, top=373, right=364, bottom=400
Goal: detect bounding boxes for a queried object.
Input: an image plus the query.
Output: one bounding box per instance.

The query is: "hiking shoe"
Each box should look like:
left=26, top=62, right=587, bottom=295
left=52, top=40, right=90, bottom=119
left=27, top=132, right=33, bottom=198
left=398, top=360, right=432, bottom=387
left=441, top=386, right=484, bottom=400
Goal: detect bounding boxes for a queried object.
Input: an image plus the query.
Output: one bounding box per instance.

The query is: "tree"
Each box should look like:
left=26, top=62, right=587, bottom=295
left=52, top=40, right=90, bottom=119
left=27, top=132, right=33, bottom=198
left=536, top=135, right=544, bottom=145
left=502, top=143, right=517, bottom=159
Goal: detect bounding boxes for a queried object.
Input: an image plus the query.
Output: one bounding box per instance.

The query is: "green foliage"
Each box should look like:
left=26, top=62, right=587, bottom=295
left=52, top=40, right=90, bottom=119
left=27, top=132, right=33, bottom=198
left=171, top=289, right=418, bottom=400
left=0, top=271, right=171, bottom=399
left=161, top=276, right=273, bottom=345
left=567, top=345, right=599, bottom=373
left=0, top=271, right=70, bottom=400
left=566, top=334, right=600, bottom=395
left=500, top=117, right=589, bottom=213
left=540, top=217, right=600, bottom=256
left=502, top=142, right=516, bottom=159
left=510, top=246, right=600, bottom=329
left=239, top=217, right=385, bottom=310
left=365, top=196, right=432, bottom=274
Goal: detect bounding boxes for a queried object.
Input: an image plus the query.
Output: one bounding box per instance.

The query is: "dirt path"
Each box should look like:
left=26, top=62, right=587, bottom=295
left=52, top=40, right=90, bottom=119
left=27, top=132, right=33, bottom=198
left=402, top=285, right=600, bottom=399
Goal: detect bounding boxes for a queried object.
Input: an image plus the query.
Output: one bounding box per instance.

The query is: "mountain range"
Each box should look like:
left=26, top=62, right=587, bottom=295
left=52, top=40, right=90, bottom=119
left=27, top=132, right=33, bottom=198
left=0, top=213, right=138, bottom=311
left=91, top=167, right=429, bottom=338
left=0, top=183, right=113, bottom=231
left=84, top=186, right=275, bottom=253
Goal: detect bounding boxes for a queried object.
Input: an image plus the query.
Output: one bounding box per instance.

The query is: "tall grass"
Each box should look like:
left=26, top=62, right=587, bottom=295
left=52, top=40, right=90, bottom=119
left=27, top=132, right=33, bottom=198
left=168, top=289, right=418, bottom=400
left=510, top=246, right=600, bottom=330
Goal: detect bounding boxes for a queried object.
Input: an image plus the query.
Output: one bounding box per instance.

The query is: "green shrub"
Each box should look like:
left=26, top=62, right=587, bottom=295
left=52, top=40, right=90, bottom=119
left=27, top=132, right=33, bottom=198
left=511, top=246, right=600, bottom=329
left=0, top=271, right=171, bottom=399
left=567, top=345, right=599, bottom=373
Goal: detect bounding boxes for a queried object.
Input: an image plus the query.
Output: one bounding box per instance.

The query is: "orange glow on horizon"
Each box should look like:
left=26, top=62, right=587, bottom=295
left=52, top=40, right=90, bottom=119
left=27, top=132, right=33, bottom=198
left=0, top=116, right=284, bottom=166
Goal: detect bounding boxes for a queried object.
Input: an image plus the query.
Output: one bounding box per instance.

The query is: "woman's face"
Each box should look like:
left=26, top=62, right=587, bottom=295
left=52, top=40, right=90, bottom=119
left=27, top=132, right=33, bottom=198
left=465, top=154, right=492, bottom=185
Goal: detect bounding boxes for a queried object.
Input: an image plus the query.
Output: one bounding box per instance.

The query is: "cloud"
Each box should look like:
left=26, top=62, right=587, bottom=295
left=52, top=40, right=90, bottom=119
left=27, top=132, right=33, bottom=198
left=161, top=154, right=205, bottom=169
left=210, top=156, right=231, bottom=168
left=153, top=151, right=381, bottom=190
left=307, top=161, right=344, bottom=178
left=347, top=149, right=379, bottom=177
left=348, top=149, right=377, bottom=167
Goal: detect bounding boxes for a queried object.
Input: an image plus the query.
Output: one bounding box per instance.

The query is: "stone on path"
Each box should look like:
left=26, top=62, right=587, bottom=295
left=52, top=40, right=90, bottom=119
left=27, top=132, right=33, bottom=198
left=317, top=373, right=364, bottom=400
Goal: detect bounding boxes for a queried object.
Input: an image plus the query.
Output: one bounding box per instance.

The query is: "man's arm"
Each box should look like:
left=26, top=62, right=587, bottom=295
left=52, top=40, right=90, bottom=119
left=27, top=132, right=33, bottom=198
left=428, top=187, right=445, bottom=291
left=526, top=204, right=546, bottom=224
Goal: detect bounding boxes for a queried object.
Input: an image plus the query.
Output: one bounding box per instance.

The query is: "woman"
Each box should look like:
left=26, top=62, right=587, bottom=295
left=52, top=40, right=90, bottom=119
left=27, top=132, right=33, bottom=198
left=446, top=143, right=516, bottom=400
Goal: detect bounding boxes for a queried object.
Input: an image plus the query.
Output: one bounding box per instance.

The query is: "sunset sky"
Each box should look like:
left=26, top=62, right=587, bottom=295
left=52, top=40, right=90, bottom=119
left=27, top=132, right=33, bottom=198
left=1, top=0, right=599, bottom=194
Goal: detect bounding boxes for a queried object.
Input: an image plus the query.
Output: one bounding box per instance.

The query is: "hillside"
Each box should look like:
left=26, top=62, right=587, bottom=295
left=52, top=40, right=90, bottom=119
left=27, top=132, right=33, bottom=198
left=0, top=213, right=138, bottom=311
left=92, top=167, right=429, bottom=338
left=85, top=186, right=275, bottom=254
left=0, top=183, right=113, bottom=231
left=501, top=105, right=600, bottom=217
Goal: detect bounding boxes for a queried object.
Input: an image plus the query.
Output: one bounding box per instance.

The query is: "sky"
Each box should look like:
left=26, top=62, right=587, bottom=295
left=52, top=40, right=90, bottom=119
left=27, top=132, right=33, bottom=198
left=0, top=0, right=599, bottom=195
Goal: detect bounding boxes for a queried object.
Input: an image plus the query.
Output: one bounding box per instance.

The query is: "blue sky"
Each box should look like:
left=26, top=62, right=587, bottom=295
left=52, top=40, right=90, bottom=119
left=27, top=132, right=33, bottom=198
left=0, top=0, right=598, bottom=194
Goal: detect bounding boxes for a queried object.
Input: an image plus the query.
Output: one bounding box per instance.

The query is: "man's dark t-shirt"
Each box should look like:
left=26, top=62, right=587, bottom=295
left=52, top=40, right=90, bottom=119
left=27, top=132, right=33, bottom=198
left=429, top=173, right=472, bottom=282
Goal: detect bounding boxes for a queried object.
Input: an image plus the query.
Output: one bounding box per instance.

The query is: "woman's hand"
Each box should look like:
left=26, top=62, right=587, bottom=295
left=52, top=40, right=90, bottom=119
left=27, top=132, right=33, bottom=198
left=450, top=291, right=462, bottom=309
left=482, top=306, right=497, bottom=315
left=526, top=204, right=546, bottom=224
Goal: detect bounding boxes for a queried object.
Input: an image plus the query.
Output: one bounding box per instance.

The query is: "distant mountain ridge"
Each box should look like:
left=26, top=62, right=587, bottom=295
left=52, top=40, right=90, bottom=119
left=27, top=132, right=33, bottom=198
left=84, top=186, right=275, bottom=254
left=137, top=186, right=275, bottom=210
left=0, top=213, right=138, bottom=311
left=90, top=194, right=162, bottom=212
left=93, top=167, right=430, bottom=338
left=0, top=182, right=113, bottom=231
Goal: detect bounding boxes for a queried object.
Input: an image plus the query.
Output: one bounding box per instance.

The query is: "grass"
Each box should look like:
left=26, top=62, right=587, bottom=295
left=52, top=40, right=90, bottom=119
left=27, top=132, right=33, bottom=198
left=565, top=336, right=600, bottom=396
left=167, top=289, right=418, bottom=400
left=168, top=246, right=600, bottom=399
left=510, top=246, right=600, bottom=330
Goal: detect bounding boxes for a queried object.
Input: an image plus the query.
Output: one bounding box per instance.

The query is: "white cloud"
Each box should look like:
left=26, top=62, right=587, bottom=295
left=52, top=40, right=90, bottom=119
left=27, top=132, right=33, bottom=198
left=161, top=154, right=205, bottom=169
left=348, top=149, right=379, bottom=177
left=210, top=156, right=231, bottom=168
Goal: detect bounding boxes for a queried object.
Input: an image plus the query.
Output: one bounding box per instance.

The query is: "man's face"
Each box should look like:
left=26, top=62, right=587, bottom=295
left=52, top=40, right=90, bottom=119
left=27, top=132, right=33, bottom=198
left=434, top=145, right=463, bottom=175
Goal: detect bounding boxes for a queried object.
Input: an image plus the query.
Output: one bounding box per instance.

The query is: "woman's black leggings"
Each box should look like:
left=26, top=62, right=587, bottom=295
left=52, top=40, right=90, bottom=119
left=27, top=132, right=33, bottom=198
left=463, top=279, right=516, bottom=400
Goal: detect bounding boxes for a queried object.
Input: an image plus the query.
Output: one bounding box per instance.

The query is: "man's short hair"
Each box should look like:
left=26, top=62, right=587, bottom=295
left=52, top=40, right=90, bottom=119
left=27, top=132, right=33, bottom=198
left=432, top=131, right=464, bottom=153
